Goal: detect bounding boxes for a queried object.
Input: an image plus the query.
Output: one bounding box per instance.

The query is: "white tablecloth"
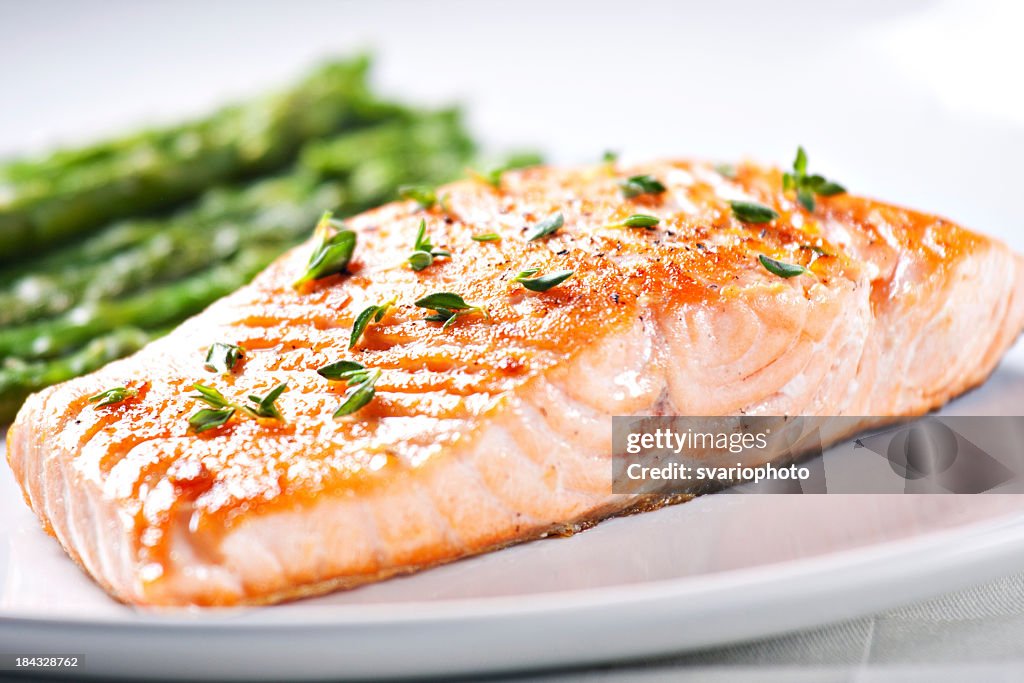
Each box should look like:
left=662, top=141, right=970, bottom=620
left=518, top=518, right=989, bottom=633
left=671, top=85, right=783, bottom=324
left=534, top=572, right=1024, bottom=681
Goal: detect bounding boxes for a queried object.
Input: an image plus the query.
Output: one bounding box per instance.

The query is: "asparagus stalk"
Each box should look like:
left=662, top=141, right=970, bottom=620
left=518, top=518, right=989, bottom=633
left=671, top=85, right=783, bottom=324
left=0, top=57, right=394, bottom=261
left=0, top=327, right=154, bottom=423
left=0, top=247, right=279, bottom=361
left=0, top=177, right=340, bottom=324
left=301, top=108, right=476, bottom=208
left=0, top=110, right=475, bottom=326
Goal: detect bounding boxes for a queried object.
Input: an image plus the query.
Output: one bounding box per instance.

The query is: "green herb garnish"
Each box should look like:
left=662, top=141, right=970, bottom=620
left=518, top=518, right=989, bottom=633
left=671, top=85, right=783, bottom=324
left=759, top=255, right=807, bottom=279
left=408, top=252, right=432, bottom=270
left=333, top=369, right=382, bottom=418
left=293, top=212, right=357, bottom=288
left=602, top=150, right=619, bottom=164
left=469, top=154, right=542, bottom=189
left=317, top=360, right=380, bottom=417
left=204, top=342, right=244, bottom=374
left=243, top=382, right=287, bottom=420
left=782, top=147, right=846, bottom=211
left=415, top=291, right=488, bottom=330
left=526, top=212, right=564, bottom=241
left=188, top=407, right=236, bottom=434
left=619, top=174, right=666, bottom=199
left=606, top=214, right=660, bottom=229
left=188, top=383, right=235, bottom=433
left=472, top=233, right=501, bottom=242
left=188, top=382, right=285, bottom=432
left=471, top=166, right=506, bottom=188
left=514, top=269, right=575, bottom=292
left=714, top=163, right=737, bottom=179
left=730, top=200, right=779, bottom=224
left=398, top=184, right=438, bottom=209
left=349, top=298, right=395, bottom=350
left=317, top=359, right=370, bottom=381
left=191, top=383, right=232, bottom=409
left=87, top=386, right=137, bottom=407
left=408, top=219, right=450, bottom=272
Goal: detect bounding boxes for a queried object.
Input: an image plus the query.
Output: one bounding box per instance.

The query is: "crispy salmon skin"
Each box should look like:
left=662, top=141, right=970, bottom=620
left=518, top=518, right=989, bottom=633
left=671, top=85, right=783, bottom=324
left=7, top=159, right=1024, bottom=606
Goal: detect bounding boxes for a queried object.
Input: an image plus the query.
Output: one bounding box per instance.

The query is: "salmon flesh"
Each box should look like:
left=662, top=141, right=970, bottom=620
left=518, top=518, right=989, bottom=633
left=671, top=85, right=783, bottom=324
left=7, top=160, right=1024, bottom=606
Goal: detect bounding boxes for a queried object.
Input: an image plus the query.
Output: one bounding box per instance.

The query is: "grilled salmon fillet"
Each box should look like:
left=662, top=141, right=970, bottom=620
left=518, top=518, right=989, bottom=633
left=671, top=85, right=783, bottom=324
left=7, top=159, right=1024, bottom=606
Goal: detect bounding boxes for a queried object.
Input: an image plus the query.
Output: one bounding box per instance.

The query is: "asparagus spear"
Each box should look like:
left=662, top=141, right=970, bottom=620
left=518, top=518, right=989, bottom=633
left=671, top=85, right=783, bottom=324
left=0, top=176, right=340, bottom=324
left=0, top=247, right=280, bottom=361
left=301, top=108, right=476, bottom=208
left=0, top=56, right=393, bottom=262
left=0, top=110, right=475, bottom=326
left=0, top=327, right=154, bottom=423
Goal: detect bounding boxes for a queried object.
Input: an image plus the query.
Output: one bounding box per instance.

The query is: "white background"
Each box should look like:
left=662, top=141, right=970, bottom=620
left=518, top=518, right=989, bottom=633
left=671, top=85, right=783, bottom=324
left=1, top=0, right=1022, bottom=251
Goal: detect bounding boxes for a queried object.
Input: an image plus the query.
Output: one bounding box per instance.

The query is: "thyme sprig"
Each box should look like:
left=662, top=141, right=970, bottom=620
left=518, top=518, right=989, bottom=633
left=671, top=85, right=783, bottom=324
left=408, top=219, right=450, bottom=272
left=513, top=268, right=574, bottom=292
left=293, top=212, right=356, bottom=288
left=87, top=386, right=137, bottom=407
left=187, top=382, right=287, bottom=433
left=782, top=147, right=846, bottom=211
left=349, top=298, right=396, bottom=349
left=204, top=342, right=245, bottom=374
left=415, top=291, right=489, bottom=330
left=317, top=360, right=381, bottom=417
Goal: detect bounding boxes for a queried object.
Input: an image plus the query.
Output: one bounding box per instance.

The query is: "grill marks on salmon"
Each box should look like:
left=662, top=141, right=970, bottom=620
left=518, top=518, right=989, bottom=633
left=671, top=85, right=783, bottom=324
left=7, top=160, right=1024, bottom=606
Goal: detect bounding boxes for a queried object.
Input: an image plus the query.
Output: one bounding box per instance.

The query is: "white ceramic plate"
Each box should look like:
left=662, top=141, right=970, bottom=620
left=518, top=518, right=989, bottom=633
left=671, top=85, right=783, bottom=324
left=2, top=346, right=1024, bottom=680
